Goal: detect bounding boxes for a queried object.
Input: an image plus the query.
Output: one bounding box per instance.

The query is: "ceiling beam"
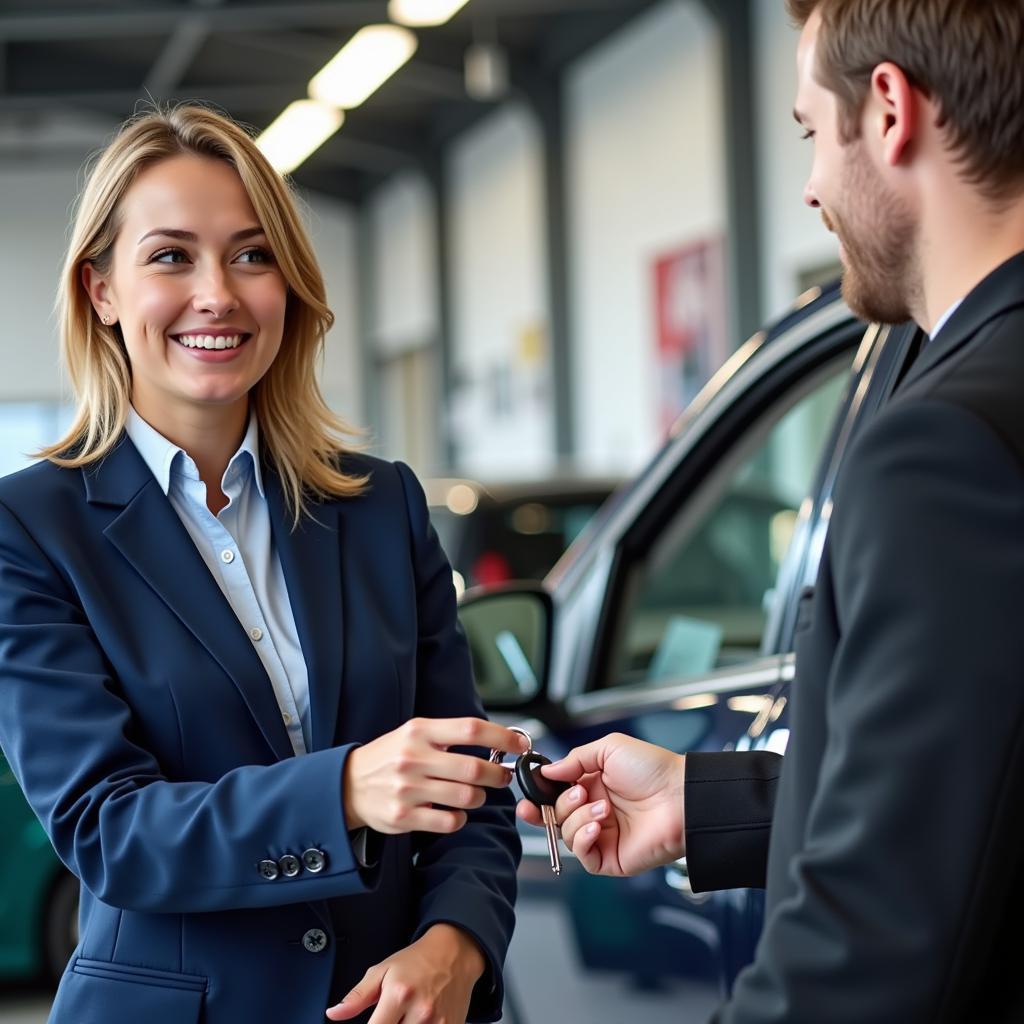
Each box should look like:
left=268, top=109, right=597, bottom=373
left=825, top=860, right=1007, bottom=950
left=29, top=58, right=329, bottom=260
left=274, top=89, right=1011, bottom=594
left=144, top=18, right=210, bottom=99
left=0, top=0, right=639, bottom=42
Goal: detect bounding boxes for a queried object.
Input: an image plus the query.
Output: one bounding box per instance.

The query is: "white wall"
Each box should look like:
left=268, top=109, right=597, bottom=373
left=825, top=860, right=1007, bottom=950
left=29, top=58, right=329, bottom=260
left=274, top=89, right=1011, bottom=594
left=447, top=102, right=552, bottom=478
left=567, top=0, right=726, bottom=474
left=368, top=171, right=437, bottom=357
left=300, top=191, right=364, bottom=429
left=0, top=164, right=81, bottom=402
left=754, top=1, right=840, bottom=322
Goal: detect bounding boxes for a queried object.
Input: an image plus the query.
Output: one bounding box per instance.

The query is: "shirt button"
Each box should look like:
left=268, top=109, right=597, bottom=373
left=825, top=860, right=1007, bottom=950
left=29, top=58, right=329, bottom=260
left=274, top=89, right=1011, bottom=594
left=282, top=712, right=293, bottom=725
left=220, top=549, right=235, bottom=564
left=249, top=627, right=263, bottom=642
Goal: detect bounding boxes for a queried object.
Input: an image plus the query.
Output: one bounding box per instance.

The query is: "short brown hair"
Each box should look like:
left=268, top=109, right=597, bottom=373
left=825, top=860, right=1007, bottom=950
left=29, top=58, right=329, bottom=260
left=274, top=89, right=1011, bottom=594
left=786, top=0, right=1024, bottom=202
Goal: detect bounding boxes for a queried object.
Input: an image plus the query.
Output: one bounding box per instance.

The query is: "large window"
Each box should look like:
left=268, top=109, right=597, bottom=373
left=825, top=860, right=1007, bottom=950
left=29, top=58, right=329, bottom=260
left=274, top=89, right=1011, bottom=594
left=605, top=355, right=854, bottom=689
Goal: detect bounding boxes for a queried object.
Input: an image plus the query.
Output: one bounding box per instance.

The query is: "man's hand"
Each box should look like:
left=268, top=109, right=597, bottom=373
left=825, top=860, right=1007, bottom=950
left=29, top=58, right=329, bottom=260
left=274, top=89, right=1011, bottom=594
left=326, top=923, right=485, bottom=1023
left=517, top=733, right=686, bottom=876
left=343, top=717, right=529, bottom=834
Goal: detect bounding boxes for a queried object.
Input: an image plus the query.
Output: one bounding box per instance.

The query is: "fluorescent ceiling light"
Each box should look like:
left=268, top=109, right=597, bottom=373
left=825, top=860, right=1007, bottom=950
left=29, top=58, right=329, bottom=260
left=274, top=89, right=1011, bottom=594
left=308, top=24, right=418, bottom=109
left=256, top=100, right=344, bottom=174
left=388, top=0, right=471, bottom=27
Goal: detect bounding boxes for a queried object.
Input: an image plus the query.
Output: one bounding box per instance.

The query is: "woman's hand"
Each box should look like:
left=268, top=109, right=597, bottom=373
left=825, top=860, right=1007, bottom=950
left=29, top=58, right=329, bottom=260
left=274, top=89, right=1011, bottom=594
left=516, top=733, right=686, bottom=876
left=343, top=717, right=529, bottom=834
left=326, top=923, right=484, bottom=1023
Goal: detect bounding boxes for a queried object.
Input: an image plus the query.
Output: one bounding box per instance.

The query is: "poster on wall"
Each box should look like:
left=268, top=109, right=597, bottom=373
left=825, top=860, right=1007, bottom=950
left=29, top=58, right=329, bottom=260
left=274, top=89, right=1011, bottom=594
left=653, top=236, right=728, bottom=434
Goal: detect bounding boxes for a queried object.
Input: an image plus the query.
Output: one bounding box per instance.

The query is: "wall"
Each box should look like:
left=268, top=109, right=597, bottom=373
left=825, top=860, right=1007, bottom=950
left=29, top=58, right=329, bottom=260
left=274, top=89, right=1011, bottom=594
left=754, top=0, right=841, bottom=322
left=447, top=102, right=552, bottom=478
left=566, top=0, right=726, bottom=474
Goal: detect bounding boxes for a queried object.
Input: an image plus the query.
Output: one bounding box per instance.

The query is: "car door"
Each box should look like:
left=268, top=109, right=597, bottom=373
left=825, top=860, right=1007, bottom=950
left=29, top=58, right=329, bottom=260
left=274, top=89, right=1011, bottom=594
left=499, top=295, right=915, bottom=1024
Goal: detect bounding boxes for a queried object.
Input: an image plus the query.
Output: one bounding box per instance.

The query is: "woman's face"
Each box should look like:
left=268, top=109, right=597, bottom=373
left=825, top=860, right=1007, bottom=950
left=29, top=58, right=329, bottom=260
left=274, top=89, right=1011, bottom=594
left=84, top=153, right=288, bottom=425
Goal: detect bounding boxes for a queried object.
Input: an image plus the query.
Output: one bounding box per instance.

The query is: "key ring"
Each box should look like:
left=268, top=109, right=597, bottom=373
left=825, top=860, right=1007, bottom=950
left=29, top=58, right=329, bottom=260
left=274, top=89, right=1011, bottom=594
left=488, top=726, right=532, bottom=769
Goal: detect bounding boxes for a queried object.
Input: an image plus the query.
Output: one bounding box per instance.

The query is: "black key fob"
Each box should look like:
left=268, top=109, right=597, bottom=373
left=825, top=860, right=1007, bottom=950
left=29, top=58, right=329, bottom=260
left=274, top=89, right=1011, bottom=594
left=516, top=751, right=570, bottom=807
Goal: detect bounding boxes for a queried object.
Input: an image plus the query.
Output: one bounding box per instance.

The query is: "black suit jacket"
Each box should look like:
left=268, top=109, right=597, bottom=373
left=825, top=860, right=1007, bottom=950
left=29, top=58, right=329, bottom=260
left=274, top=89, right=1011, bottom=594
left=684, top=251, right=1024, bottom=1022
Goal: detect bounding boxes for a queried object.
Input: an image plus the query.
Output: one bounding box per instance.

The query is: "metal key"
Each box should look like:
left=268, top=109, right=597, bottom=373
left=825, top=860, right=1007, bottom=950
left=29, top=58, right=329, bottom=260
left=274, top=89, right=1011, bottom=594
left=488, top=729, right=570, bottom=875
left=515, top=750, right=570, bottom=876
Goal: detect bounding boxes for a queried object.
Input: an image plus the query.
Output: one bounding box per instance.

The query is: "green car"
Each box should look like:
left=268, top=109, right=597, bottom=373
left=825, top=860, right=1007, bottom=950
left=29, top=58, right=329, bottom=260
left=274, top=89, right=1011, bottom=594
left=0, top=750, right=78, bottom=984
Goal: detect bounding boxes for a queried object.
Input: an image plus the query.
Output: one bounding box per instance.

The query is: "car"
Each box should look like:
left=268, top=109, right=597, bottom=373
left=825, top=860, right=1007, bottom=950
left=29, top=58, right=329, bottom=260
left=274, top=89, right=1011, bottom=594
left=0, top=751, right=77, bottom=986
left=425, top=475, right=621, bottom=595
left=459, top=282, right=921, bottom=1023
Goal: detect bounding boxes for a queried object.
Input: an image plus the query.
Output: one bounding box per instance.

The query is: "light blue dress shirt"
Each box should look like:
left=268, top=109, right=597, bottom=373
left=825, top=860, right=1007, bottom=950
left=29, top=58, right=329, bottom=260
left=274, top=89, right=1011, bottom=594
left=126, top=408, right=311, bottom=756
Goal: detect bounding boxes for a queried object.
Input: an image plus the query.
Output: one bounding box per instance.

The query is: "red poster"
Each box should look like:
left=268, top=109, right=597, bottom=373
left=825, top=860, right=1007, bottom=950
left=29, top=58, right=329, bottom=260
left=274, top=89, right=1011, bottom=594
left=654, top=237, right=728, bottom=434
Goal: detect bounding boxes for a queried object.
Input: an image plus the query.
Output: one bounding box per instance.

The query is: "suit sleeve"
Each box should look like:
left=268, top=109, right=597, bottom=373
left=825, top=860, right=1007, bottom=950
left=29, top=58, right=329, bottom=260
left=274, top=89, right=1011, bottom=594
left=394, top=462, right=521, bottom=1024
left=0, top=497, right=376, bottom=915
left=684, top=750, right=782, bottom=892
left=716, top=398, right=1024, bottom=1023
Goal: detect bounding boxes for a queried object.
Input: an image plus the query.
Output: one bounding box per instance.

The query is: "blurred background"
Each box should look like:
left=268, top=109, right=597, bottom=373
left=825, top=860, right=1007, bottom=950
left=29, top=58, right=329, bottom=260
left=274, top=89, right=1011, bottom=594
left=0, top=0, right=841, bottom=1019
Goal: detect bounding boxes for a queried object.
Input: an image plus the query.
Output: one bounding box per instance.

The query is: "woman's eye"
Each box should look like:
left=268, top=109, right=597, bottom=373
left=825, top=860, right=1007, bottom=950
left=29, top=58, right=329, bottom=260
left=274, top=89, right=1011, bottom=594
left=236, top=247, right=273, bottom=264
left=150, top=248, right=189, bottom=264
left=801, top=130, right=815, bottom=141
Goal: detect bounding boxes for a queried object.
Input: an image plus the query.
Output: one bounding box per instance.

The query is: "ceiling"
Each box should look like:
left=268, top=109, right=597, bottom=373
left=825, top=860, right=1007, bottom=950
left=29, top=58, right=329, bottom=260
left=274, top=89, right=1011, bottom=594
left=0, top=0, right=662, bottom=203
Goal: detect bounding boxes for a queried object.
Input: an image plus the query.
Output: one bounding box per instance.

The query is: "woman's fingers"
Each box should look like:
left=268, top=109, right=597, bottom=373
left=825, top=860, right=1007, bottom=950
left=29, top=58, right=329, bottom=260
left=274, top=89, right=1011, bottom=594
left=327, top=964, right=385, bottom=1020
left=424, top=749, right=514, bottom=790
left=419, top=717, right=530, bottom=757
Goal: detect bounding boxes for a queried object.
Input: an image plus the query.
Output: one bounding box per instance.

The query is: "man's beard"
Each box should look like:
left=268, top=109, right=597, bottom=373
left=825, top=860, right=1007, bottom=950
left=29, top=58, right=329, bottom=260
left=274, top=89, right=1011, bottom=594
left=826, top=144, right=922, bottom=325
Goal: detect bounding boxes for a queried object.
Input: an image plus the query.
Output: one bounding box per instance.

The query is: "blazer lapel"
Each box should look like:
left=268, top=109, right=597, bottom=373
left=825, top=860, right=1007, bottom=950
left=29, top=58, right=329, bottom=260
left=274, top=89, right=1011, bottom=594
left=265, top=470, right=345, bottom=752
left=898, top=250, right=1024, bottom=394
left=87, top=438, right=295, bottom=763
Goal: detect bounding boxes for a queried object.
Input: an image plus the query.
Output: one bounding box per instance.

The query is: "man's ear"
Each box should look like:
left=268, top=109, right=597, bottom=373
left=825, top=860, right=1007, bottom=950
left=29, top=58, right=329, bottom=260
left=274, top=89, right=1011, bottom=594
left=868, top=61, right=916, bottom=167
left=81, top=262, right=116, bottom=323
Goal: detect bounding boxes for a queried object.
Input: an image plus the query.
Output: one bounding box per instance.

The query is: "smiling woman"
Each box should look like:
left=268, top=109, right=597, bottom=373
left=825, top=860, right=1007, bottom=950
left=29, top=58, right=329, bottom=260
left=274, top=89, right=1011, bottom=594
left=0, top=105, right=524, bottom=1024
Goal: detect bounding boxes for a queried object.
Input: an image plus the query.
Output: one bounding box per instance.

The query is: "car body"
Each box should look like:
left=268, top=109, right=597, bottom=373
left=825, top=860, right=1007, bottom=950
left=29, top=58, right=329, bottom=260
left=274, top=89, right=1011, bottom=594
left=459, top=284, right=921, bottom=1023
left=426, top=475, right=621, bottom=594
left=0, top=751, right=77, bottom=986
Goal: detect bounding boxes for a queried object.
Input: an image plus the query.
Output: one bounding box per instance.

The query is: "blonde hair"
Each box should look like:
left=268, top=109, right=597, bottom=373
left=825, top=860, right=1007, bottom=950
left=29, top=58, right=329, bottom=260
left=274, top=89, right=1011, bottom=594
left=42, top=103, right=367, bottom=521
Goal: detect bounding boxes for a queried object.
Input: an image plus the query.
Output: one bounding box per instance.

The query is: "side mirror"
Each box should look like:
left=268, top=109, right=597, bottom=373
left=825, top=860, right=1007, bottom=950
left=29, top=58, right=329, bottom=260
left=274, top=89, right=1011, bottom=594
left=458, top=584, right=552, bottom=710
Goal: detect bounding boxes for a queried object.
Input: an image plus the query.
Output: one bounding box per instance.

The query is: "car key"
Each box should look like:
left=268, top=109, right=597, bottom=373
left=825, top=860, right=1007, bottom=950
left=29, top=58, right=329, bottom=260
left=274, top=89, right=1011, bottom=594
left=516, top=750, right=571, bottom=876
left=488, top=729, right=570, bottom=875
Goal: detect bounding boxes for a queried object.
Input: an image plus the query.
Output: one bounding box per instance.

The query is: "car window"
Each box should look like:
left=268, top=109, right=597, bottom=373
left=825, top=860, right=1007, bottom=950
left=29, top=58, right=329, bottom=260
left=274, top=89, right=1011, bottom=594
left=604, top=355, right=855, bottom=689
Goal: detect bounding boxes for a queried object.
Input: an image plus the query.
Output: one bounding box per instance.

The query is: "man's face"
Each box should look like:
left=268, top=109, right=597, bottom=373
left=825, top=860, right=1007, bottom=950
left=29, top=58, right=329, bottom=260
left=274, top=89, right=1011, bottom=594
left=794, top=11, right=920, bottom=324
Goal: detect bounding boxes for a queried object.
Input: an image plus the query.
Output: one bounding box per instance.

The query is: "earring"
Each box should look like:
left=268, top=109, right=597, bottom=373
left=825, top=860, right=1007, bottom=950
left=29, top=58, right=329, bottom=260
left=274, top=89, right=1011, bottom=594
left=101, top=314, right=111, bottom=325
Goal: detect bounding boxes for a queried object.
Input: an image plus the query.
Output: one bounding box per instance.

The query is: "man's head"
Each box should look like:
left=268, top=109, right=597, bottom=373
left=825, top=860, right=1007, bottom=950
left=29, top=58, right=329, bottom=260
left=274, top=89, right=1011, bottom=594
left=788, top=0, right=1024, bottom=325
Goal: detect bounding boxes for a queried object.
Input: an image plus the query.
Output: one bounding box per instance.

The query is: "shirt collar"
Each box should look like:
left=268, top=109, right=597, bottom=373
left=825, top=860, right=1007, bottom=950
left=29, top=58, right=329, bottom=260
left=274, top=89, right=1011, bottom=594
left=125, top=407, right=264, bottom=498
left=929, top=297, right=964, bottom=342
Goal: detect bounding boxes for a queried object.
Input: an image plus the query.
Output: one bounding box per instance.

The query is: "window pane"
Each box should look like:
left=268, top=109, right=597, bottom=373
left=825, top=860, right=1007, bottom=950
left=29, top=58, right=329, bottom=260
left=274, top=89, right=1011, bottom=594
left=609, top=356, right=852, bottom=688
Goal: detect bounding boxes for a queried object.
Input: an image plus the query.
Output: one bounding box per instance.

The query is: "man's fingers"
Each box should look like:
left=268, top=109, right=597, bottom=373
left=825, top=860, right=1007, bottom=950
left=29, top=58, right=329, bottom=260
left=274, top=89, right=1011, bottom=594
left=560, top=799, right=609, bottom=850
left=541, top=736, right=621, bottom=781
left=326, top=965, right=385, bottom=1020
left=570, top=820, right=605, bottom=873
left=421, top=717, right=531, bottom=756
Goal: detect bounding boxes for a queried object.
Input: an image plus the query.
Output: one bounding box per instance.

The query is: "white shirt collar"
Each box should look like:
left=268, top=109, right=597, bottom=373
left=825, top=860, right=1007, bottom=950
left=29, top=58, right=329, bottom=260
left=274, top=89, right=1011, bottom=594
left=125, top=407, right=264, bottom=498
left=930, top=298, right=964, bottom=342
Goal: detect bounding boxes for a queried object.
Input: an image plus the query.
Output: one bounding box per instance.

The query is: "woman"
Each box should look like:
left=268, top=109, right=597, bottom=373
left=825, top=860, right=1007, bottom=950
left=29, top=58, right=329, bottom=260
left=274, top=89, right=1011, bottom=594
left=0, top=105, right=526, bottom=1024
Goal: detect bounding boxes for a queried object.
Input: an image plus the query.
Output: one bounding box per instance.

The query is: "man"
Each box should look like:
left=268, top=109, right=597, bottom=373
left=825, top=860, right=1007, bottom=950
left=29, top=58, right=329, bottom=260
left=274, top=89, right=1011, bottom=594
left=520, top=1, right=1024, bottom=1019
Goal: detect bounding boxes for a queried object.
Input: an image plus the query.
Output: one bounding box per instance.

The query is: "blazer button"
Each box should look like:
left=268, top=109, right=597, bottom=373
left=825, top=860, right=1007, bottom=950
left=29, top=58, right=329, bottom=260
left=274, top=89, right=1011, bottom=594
left=279, top=854, right=301, bottom=878
left=302, top=928, right=328, bottom=954
left=257, top=859, right=279, bottom=881
left=302, top=848, right=327, bottom=874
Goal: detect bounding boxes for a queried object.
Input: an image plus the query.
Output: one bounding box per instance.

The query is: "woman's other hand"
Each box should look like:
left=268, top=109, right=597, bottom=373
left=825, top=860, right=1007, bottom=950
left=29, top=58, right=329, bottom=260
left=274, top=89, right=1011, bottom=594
left=516, top=732, right=686, bottom=876
left=343, top=717, right=529, bottom=834
left=326, top=923, right=484, bottom=1023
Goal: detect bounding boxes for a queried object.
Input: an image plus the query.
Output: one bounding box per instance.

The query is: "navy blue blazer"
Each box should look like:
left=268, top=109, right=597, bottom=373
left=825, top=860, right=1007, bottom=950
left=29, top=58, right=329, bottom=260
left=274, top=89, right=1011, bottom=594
left=0, top=438, right=520, bottom=1024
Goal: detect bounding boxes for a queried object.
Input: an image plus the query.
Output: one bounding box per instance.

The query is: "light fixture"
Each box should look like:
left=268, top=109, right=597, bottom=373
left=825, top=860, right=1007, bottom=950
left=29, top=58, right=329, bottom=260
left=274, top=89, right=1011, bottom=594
left=255, top=100, right=344, bottom=174
left=309, top=24, right=418, bottom=109
left=388, top=0, right=471, bottom=27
